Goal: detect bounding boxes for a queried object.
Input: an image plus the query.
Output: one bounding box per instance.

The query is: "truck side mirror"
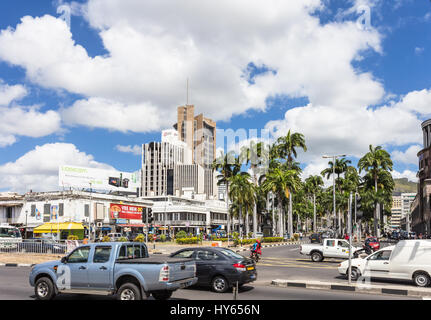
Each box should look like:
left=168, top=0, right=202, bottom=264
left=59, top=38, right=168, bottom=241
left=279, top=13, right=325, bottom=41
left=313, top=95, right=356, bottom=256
left=61, top=256, right=67, bottom=264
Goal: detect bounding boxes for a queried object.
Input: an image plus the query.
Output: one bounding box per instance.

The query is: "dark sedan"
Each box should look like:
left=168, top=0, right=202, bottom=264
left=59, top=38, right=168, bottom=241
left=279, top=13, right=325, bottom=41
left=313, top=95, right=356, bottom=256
left=309, top=233, right=322, bottom=243
left=18, top=239, right=66, bottom=254
left=169, top=247, right=257, bottom=293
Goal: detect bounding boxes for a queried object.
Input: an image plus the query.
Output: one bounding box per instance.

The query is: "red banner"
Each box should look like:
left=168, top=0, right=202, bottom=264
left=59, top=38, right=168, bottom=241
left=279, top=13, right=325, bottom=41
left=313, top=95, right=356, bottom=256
left=110, top=203, right=143, bottom=220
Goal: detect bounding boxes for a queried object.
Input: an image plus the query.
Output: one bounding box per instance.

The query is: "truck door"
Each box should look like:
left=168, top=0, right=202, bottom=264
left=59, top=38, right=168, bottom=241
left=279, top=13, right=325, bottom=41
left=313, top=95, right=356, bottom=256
left=64, top=246, right=90, bottom=290
left=323, top=240, right=338, bottom=258
left=336, top=240, right=351, bottom=258
left=88, top=245, right=113, bottom=290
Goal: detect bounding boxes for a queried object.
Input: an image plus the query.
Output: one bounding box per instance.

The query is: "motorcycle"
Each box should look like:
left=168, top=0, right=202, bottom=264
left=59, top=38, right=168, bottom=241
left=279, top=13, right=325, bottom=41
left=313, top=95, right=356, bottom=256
left=250, top=245, right=261, bottom=262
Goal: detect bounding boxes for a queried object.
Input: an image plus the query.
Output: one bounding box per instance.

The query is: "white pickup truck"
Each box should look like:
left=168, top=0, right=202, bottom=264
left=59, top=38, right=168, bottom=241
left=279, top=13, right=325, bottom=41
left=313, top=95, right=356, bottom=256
left=300, top=239, right=362, bottom=262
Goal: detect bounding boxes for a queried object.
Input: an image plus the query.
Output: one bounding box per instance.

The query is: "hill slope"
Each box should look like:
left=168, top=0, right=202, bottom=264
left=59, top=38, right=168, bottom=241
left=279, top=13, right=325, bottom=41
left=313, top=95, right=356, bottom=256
left=393, top=178, right=417, bottom=194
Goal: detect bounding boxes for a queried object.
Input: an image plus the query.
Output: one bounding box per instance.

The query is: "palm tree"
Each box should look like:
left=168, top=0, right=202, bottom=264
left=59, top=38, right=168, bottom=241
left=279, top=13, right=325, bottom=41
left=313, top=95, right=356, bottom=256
left=229, top=172, right=255, bottom=239
left=305, top=175, right=324, bottom=233
left=273, top=130, right=307, bottom=237
left=212, top=151, right=241, bottom=239
left=275, top=130, right=307, bottom=165
left=262, top=168, right=301, bottom=236
left=240, top=141, right=268, bottom=237
left=358, top=145, right=393, bottom=237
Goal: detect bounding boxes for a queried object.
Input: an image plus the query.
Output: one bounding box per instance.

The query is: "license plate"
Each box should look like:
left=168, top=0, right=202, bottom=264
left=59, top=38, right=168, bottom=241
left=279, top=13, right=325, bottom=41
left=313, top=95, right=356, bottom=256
left=247, top=266, right=255, bottom=271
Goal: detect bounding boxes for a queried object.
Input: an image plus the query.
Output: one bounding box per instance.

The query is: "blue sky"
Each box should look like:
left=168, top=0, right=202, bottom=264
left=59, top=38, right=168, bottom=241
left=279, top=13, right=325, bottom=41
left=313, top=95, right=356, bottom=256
left=0, top=0, right=430, bottom=192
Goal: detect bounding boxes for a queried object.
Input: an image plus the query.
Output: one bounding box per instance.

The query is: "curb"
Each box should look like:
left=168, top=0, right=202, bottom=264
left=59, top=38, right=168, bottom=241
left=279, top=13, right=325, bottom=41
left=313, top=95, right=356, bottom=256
left=235, top=241, right=306, bottom=253
left=0, top=263, right=34, bottom=268
left=271, top=279, right=431, bottom=298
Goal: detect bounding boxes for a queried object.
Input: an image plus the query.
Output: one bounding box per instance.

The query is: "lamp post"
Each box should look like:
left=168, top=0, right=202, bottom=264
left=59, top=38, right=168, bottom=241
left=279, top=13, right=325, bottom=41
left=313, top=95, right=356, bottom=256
left=322, top=154, right=346, bottom=237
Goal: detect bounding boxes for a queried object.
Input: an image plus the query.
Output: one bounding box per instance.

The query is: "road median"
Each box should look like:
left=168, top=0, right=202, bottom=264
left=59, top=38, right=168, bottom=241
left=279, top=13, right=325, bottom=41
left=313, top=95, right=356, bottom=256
left=271, top=279, right=431, bottom=298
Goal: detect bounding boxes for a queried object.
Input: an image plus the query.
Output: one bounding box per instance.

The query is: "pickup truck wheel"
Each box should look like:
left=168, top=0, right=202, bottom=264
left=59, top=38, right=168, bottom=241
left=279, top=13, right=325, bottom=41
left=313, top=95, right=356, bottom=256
left=117, top=283, right=142, bottom=300
left=311, top=252, right=323, bottom=262
left=35, top=277, right=56, bottom=300
left=413, top=272, right=430, bottom=287
left=152, top=291, right=173, bottom=300
left=211, top=276, right=229, bottom=293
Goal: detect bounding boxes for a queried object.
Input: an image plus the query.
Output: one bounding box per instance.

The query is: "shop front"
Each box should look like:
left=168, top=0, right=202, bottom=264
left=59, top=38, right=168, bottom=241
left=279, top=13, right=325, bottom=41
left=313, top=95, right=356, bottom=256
left=33, top=222, right=85, bottom=240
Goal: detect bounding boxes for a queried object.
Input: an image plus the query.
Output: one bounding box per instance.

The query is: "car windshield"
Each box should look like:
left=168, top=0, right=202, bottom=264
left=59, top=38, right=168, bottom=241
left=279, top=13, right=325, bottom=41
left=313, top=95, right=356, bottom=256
left=219, top=249, right=244, bottom=260
left=0, top=227, right=21, bottom=238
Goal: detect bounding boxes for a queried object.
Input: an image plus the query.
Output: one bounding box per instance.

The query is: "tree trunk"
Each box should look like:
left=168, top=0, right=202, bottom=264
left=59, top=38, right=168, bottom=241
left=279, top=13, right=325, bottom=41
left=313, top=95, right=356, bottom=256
left=278, top=200, right=283, bottom=237
left=245, top=209, right=250, bottom=237
left=289, top=191, right=293, bottom=236
left=313, top=193, right=316, bottom=233
left=226, top=182, right=230, bottom=240
left=374, top=176, right=379, bottom=237
left=272, top=192, right=276, bottom=236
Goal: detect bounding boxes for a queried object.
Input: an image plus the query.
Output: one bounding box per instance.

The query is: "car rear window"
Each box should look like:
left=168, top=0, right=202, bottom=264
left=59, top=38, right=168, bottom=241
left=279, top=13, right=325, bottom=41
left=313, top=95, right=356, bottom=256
left=219, top=249, right=244, bottom=259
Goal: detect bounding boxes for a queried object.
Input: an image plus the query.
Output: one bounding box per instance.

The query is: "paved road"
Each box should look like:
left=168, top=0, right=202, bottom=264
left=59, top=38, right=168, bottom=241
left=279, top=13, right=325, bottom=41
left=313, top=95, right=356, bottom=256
left=0, top=243, right=422, bottom=300
left=0, top=266, right=416, bottom=300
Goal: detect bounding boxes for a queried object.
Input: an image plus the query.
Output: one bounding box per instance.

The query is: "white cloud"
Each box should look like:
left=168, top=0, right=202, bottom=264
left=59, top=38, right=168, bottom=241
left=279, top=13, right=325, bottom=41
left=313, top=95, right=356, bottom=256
left=0, top=1, right=383, bottom=133
left=0, top=80, right=27, bottom=105
left=62, top=97, right=163, bottom=132
left=396, top=89, right=431, bottom=117
left=392, top=145, right=421, bottom=165
left=0, top=79, right=61, bottom=147
left=0, top=143, right=115, bottom=193
left=115, top=144, right=141, bottom=156
left=392, top=169, right=418, bottom=183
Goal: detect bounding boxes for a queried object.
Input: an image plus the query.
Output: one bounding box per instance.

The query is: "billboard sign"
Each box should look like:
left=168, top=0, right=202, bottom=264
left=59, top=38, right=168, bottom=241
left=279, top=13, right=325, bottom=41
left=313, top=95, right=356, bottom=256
left=59, top=165, right=140, bottom=192
left=110, top=203, right=144, bottom=220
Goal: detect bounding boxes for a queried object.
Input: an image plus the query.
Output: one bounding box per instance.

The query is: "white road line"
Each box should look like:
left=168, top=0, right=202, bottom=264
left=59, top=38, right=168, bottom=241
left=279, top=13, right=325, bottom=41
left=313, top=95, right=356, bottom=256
left=423, top=297, right=431, bottom=300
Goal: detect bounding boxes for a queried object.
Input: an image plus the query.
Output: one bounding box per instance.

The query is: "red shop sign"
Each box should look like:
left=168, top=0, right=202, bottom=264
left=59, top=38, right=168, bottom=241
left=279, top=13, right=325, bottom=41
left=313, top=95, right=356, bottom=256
left=110, top=203, right=143, bottom=220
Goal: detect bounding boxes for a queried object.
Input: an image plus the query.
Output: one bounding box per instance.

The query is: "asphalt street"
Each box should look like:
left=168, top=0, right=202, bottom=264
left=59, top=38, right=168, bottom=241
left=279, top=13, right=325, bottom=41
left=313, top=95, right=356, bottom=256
left=0, top=245, right=422, bottom=300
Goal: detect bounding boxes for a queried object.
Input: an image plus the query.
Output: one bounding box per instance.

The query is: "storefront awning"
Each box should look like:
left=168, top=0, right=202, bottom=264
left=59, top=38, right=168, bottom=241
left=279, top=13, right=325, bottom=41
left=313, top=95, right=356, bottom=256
left=119, top=224, right=146, bottom=228
left=33, top=222, right=84, bottom=234
left=0, top=203, right=23, bottom=207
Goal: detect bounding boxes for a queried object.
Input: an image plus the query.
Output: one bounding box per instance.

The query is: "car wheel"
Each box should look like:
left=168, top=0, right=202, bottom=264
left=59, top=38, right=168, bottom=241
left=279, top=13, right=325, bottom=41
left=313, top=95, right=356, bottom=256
left=211, top=276, right=229, bottom=293
left=349, top=268, right=361, bottom=281
left=152, top=291, right=173, bottom=300
left=35, top=277, right=56, bottom=300
left=311, top=252, right=323, bottom=262
left=117, top=283, right=142, bottom=300
left=413, top=272, right=430, bottom=287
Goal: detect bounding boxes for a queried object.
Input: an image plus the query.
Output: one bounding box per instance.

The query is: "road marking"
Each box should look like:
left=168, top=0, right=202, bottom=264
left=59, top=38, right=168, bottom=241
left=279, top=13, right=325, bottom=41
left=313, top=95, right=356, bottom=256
left=423, top=297, right=431, bottom=300
left=258, top=262, right=338, bottom=269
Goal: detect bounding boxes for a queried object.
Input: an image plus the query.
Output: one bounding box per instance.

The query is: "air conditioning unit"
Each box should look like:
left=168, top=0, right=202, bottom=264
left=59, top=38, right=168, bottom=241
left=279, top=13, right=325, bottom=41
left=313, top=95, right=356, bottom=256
left=96, top=222, right=103, bottom=228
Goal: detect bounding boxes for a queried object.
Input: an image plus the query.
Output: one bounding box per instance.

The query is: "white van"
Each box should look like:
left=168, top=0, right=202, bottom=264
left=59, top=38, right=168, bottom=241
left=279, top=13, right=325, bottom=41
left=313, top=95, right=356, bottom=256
left=338, top=240, right=431, bottom=287
left=107, top=233, right=123, bottom=241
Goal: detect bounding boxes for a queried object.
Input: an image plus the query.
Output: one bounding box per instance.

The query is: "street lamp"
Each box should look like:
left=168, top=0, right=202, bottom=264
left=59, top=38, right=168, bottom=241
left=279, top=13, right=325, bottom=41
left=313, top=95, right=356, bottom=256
left=322, top=154, right=346, bottom=237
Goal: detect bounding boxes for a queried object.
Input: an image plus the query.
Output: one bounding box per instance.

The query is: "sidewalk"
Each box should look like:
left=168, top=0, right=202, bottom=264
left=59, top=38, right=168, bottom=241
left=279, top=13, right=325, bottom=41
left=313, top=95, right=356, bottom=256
left=0, top=240, right=307, bottom=265
left=271, top=279, right=431, bottom=298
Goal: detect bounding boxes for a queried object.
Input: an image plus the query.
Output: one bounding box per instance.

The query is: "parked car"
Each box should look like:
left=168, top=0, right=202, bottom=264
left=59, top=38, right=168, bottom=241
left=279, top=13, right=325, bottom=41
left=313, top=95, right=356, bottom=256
left=389, top=231, right=401, bottom=240
left=169, top=247, right=257, bottom=293
left=29, top=242, right=197, bottom=300
left=255, top=232, right=264, bottom=238
left=338, top=240, right=431, bottom=287
left=363, top=237, right=380, bottom=253
left=107, top=233, right=123, bottom=241
left=309, top=233, right=322, bottom=244
left=409, top=232, right=417, bottom=239
left=300, top=238, right=362, bottom=262
left=19, top=238, right=66, bottom=254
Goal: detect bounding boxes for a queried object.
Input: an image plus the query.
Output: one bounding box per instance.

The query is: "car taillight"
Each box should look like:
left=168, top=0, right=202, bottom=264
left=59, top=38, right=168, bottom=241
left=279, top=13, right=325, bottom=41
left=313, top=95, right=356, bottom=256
left=159, top=265, right=169, bottom=282
left=233, top=263, right=246, bottom=272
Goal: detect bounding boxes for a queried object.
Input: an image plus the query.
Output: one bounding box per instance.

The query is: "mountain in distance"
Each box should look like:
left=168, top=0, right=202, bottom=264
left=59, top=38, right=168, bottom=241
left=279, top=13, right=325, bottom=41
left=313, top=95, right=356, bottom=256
left=393, top=178, right=417, bottom=194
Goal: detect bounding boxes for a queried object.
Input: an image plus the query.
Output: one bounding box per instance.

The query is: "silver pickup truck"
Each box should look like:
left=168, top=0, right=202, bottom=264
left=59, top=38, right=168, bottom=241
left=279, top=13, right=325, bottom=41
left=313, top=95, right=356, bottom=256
left=29, top=242, right=197, bottom=300
left=300, top=239, right=362, bottom=262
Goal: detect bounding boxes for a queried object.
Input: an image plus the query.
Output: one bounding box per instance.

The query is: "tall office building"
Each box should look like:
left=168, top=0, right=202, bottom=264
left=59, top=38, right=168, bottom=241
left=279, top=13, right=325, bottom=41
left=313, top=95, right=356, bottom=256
left=141, top=130, right=191, bottom=197
left=174, top=105, right=216, bottom=168
left=390, top=194, right=402, bottom=229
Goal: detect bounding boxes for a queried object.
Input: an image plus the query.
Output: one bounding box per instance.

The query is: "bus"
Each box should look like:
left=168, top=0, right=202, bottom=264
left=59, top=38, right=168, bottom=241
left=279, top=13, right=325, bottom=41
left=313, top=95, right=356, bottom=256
left=0, top=224, right=23, bottom=249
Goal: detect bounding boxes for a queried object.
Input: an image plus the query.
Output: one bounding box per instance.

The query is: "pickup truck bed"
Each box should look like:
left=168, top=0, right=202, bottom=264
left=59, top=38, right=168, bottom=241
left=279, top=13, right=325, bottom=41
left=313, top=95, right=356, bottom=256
left=116, top=257, right=192, bottom=264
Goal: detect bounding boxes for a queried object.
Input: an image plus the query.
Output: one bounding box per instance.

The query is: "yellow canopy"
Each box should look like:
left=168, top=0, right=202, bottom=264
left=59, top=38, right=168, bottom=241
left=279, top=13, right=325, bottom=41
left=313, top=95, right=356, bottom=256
left=33, top=222, right=85, bottom=234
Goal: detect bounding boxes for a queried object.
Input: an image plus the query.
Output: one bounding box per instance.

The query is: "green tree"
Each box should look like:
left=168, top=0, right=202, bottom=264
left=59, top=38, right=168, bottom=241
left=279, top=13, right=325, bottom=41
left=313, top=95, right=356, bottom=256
left=358, top=145, right=394, bottom=237
left=212, top=151, right=241, bottom=238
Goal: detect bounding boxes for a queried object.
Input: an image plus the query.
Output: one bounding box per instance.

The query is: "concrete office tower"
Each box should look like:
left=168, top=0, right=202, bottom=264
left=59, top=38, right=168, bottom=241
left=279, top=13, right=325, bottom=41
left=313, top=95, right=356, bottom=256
left=174, top=105, right=216, bottom=168
left=390, top=194, right=402, bottom=229
left=141, top=131, right=190, bottom=197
